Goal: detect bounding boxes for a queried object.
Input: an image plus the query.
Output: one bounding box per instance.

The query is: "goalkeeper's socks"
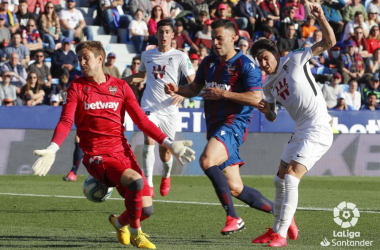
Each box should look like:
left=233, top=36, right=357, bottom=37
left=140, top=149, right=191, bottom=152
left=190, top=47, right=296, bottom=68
left=162, top=156, right=173, bottom=178
left=125, top=189, right=142, bottom=229
left=142, top=145, right=155, bottom=187
left=72, top=142, right=83, bottom=174
left=129, top=227, right=141, bottom=235
left=205, top=166, right=238, bottom=218
left=236, top=185, right=273, bottom=213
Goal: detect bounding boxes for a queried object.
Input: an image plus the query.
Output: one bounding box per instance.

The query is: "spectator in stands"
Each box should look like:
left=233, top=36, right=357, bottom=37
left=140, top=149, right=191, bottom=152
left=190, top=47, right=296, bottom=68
left=339, top=40, right=366, bottom=84
left=322, top=72, right=344, bottom=109
left=16, top=0, right=36, bottom=30
left=191, top=0, right=209, bottom=19
left=27, top=0, right=44, bottom=15
left=197, top=43, right=208, bottom=62
left=347, top=26, right=369, bottom=59
left=209, top=0, right=234, bottom=20
left=129, top=0, right=151, bottom=23
left=215, top=3, right=239, bottom=35
left=148, top=5, right=164, bottom=36
left=302, top=15, right=318, bottom=39
left=261, top=25, right=276, bottom=42
left=284, top=0, right=304, bottom=21
left=0, top=0, right=19, bottom=34
left=21, top=18, right=42, bottom=57
left=128, top=9, right=149, bottom=54
left=121, top=55, right=140, bottom=78
left=49, top=93, right=61, bottom=106
left=174, top=20, right=198, bottom=52
left=0, top=70, right=18, bottom=105
left=19, top=71, right=44, bottom=105
left=277, top=23, right=300, bottom=54
left=39, top=1, right=63, bottom=51
left=264, top=17, right=279, bottom=39
left=235, top=0, right=264, bottom=35
left=330, top=92, right=355, bottom=110
left=342, top=11, right=369, bottom=42
left=343, top=0, right=367, bottom=23
left=366, top=47, right=380, bottom=75
left=367, top=0, right=380, bottom=20
left=193, top=10, right=208, bottom=34
left=171, top=38, right=177, bottom=49
left=259, top=0, right=280, bottom=22
left=280, top=7, right=303, bottom=39
left=365, top=6, right=379, bottom=29
left=194, top=19, right=212, bottom=49
left=189, top=53, right=199, bottom=72
left=103, top=52, right=121, bottom=78
left=360, top=92, right=380, bottom=110
left=362, top=74, right=380, bottom=104
left=27, top=49, right=52, bottom=87
left=51, top=37, right=78, bottom=78
left=367, top=25, right=380, bottom=54
left=150, top=0, right=169, bottom=18
left=0, top=14, right=11, bottom=58
left=59, top=0, right=94, bottom=43
left=22, top=92, right=32, bottom=105
left=1, top=52, right=27, bottom=87
left=7, top=0, right=18, bottom=13
left=344, top=79, right=361, bottom=110
left=321, top=0, right=345, bottom=41
left=100, top=0, right=123, bottom=36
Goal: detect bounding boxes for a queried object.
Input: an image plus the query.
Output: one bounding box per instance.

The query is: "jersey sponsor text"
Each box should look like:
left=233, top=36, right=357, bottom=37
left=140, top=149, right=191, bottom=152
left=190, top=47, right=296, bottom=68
left=84, top=101, right=119, bottom=111
left=205, top=81, right=231, bottom=91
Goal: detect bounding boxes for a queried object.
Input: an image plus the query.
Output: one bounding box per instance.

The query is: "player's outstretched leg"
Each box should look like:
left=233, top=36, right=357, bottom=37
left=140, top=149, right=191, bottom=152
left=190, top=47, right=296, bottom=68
left=236, top=185, right=273, bottom=213
left=268, top=174, right=300, bottom=247
left=205, top=166, right=245, bottom=235
left=63, top=142, right=83, bottom=182
left=142, top=144, right=155, bottom=197
left=160, top=155, right=173, bottom=196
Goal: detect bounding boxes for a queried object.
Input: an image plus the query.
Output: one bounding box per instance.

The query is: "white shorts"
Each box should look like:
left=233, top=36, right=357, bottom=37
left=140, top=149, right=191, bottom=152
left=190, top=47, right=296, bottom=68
left=281, top=124, right=333, bottom=171
left=144, top=111, right=177, bottom=140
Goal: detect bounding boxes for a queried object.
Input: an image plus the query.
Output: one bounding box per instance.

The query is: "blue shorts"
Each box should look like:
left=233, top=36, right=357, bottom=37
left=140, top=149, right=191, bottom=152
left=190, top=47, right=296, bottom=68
left=210, top=125, right=245, bottom=170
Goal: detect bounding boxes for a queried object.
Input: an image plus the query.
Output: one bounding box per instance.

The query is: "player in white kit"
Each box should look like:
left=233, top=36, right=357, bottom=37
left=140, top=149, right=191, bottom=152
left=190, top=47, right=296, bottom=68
left=249, top=5, right=335, bottom=247
left=126, top=19, right=195, bottom=197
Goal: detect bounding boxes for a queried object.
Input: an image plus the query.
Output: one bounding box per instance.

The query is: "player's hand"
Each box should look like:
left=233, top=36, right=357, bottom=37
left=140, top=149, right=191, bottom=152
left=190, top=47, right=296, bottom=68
left=199, top=88, right=225, bottom=100
left=258, top=99, right=271, bottom=114
left=162, top=138, right=196, bottom=165
left=130, top=77, right=145, bottom=85
left=171, top=94, right=184, bottom=106
left=32, top=143, right=59, bottom=176
left=310, top=5, right=324, bottom=19
left=164, top=83, right=178, bottom=95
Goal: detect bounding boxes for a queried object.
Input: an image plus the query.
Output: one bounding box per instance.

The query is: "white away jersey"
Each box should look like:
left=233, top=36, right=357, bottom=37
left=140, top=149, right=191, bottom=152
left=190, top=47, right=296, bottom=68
left=263, top=47, right=331, bottom=129
left=139, top=48, right=195, bottom=115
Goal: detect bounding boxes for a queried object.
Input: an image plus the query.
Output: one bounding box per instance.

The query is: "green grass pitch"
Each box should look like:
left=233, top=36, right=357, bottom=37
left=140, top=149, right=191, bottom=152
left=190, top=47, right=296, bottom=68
left=0, top=175, right=378, bottom=249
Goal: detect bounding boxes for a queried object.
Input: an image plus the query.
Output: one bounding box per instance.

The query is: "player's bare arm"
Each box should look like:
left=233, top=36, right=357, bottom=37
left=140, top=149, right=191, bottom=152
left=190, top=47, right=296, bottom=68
left=123, top=71, right=146, bottom=85
left=310, top=5, right=336, bottom=57
left=169, top=74, right=195, bottom=106
left=201, top=89, right=262, bottom=107
left=258, top=99, right=277, bottom=122
left=165, top=82, right=203, bottom=98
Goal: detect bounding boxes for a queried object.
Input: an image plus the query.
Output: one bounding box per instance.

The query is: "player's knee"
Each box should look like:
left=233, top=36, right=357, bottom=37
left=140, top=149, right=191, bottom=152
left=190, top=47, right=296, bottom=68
left=199, top=154, right=212, bottom=170
left=142, top=205, right=154, bottom=218
left=229, top=183, right=243, bottom=197
left=126, top=178, right=144, bottom=191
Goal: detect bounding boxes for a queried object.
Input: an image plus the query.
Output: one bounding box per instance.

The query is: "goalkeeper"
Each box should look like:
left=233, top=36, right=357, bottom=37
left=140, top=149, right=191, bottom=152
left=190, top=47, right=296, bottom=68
left=31, top=41, right=195, bottom=250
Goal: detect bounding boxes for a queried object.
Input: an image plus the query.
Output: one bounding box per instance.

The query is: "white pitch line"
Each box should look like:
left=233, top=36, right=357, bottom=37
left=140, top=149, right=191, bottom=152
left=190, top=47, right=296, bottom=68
left=0, top=192, right=379, bottom=214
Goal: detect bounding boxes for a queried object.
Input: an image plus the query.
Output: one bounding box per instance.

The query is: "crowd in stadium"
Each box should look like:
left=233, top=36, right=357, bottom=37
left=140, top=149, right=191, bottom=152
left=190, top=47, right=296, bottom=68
left=0, top=0, right=379, bottom=111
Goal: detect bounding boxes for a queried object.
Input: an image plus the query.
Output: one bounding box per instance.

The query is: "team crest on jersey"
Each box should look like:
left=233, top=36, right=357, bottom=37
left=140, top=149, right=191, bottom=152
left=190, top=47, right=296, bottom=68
left=152, top=65, right=166, bottom=79
left=275, top=78, right=290, bottom=100
left=227, top=65, right=236, bottom=75
left=109, top=86, right=117, bottom=95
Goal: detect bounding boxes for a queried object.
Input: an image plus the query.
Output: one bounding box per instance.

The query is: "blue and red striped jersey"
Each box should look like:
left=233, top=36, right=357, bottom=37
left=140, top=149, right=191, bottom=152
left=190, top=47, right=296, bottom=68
left=194, top=50, right=262, bottom=139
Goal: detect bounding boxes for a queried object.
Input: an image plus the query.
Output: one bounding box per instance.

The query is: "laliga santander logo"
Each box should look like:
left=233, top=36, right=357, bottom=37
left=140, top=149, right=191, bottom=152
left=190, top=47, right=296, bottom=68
left=333, top=201, right=360, bottom=228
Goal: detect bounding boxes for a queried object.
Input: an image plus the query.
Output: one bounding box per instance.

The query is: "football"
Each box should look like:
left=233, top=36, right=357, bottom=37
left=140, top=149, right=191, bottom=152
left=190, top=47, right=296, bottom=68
left=82, top=174, right=113, bottom=203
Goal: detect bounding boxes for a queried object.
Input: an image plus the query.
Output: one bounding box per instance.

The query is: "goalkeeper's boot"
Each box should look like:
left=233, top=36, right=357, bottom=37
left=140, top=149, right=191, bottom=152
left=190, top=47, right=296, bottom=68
left=160, top=177, right=170, bottom=196
left=109, top=214, right=130, bottom=245
left=130, top=229, right=156, bottom=249
left=288, top=216, right=298, bottom=240
left=268, top=233, right=287, bottom=247
left=220, top=216, right=245, bottom=235
left=252, top=227, right=276, bottom=243
left=62, top=171, right=77, bottom=182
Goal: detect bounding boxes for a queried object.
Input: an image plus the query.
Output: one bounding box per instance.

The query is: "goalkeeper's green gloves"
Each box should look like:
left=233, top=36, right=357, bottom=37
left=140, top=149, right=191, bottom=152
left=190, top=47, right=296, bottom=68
left=32, top=142, right=59, bottom=176
left=162, top=138, right=196, bottom=165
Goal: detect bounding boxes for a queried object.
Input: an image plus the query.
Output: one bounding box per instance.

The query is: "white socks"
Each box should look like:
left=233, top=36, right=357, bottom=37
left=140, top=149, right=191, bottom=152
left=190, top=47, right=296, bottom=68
left=277, top=174, right=300, bottom=238
left=162, top=156, right=173, bottom=178
left=272, top=175, right=285, bottom=233
left=142, top=145, right=155, bottom=187
left=129, top=227, right=141, bottom=235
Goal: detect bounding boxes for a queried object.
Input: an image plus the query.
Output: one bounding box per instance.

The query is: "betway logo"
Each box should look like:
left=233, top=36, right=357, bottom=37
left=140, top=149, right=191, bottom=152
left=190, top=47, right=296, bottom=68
left=205, top=81, right=231, bottom=91
left=84, top=101, right=119, bottom=111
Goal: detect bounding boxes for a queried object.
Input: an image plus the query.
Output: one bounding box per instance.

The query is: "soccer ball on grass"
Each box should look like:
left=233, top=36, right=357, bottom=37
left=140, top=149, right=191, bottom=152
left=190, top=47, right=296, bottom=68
left=83, top=174, right=113, bottom=203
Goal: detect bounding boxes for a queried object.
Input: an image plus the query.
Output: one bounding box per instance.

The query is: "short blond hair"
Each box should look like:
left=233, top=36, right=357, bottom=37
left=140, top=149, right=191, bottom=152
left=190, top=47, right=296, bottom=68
left=75, top=41, right=106, bottom=66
